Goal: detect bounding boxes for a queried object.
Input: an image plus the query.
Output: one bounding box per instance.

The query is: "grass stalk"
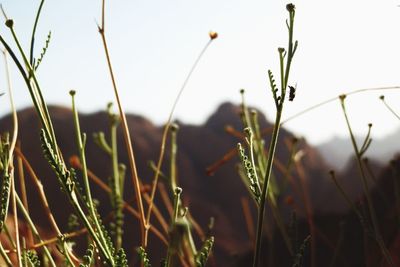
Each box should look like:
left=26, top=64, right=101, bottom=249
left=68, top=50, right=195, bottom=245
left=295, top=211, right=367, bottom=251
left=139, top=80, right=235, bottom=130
left=253, top=109, right=283, bottom=267
left=7, top=23, right=57, bottom=149
left=380, top=95, right=400, bottom=121
left=15, top=148, right=80, bottom=264
left=281, top=86, right=400, bottom=126
left=3, top=48, right=21, bottom=267
left=70, top=91, right=114, bottom=262
left=15, top=194, right=56, bottom=267
left=339, top=96, right=394, bottom=266
left=11, top=172, right=22, bottom=267
left=145, top=33, right=217, bottom=247
left=108, top=107, right=124, bottom=250
left=97, top=0, right=147, bottom=246
left=70, top=156, right=169, bottom=244
left=29, top=0, right=45, bottom=66
left=16, top=145, right=33, bottom=245
left=252, top=4, right=297, bottom=266
left=0, top=243, right=12, bottom=267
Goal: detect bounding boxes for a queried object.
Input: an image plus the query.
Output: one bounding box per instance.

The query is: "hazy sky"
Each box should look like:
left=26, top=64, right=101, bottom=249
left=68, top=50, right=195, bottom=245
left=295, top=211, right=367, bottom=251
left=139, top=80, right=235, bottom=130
left=0, top=0, right=400, bottom=145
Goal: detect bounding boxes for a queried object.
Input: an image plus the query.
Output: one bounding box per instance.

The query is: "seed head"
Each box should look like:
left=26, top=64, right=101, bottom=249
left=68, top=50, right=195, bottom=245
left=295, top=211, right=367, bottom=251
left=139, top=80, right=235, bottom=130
left=209, top=31, right=218, bottom=40
left=174, top=187, right=183, bottom=195
left=170, top=123, right=179, bottom=132
left=379, top=95, right=385, bottom=100
left=69, top=90, right=76, bottom=96
left=5, top=19, right=13, bottom=28
left=286, top=3, right=295, bottom=12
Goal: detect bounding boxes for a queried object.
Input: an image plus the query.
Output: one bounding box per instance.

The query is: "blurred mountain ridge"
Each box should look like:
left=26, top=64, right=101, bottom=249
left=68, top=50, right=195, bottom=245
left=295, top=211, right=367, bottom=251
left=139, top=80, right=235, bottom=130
left=317, top=128, right=400, bottom=170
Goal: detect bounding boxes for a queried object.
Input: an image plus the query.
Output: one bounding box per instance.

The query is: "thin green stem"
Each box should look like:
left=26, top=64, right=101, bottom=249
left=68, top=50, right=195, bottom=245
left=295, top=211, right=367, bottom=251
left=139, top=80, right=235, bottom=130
left=11, top=172, right=22, bottom=267
left=279, top=49, right=285, bottom=104
left=253, top=5, right=296, bottom=266
left=109, top=108, right=123, bottom=250
left=15, top=194, right=56, bottom=267
left=170, top=125, right=178, bottom=192
left=281, top=86, right=400, bottom=126
left=8, top=26, right=56, bottom=145
left=6, top=23, right=59, bottom=164
left=283, top=12, right=295, bottom=90
left=340, top=97, right=394, bottom=266
left=253, top=109, right=283, bottom=267
left=0, top=35, right=50, bottom=140
left=29, top=0, right=45, bottom=66
left=3, top=48, right=21, bottom=267
left=145, top=38, right=215, bottom=247
left=98, top=0, right=147, bottom=247
left=165, top=187, right=182, bottom=267
left=70, top=91, right=114, bottom=263
left=69, top=189, right=111, bottom=265
left=0, top=243, right=12, bottom=267
left=380, top=96, right=400, bottom=121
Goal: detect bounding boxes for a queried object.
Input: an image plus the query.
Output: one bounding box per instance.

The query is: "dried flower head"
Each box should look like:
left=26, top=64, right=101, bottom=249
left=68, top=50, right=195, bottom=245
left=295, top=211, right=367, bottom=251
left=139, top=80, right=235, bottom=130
left=286, top=3, right=295, bottom=12
left=170, top=123, right=179, bottom=132
left=209, top=31, right=218, bottom=40
left=5, top=19, right=13, bottom=28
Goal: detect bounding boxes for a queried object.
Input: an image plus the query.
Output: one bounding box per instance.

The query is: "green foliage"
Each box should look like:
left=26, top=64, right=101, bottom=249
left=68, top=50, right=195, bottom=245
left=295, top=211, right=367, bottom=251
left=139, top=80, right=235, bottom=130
left=40, top=129, right=75, bottom=194
left=248, top=3, right=298, bottom=267
left=237, top=142, right=261, bottom=204
left=0, top=134, right=11, bottom=232
left=93, top=132, right=112, bottom=155
left=67, top=214, right=80, bottom=231
left=292, top=235, right=311, bottom=267
left=34, top=30, right=51, bottom=71
left=137, top=247, right=152, bottom=267
left=195, top=236, right=214, bottom=267
left=114, top=248, right=128, bottom=267
left=268, top=70, right=279, bottom=107
left=23, top=250, right=41, bottom=267
left=79, top=244, right=95, bottom=267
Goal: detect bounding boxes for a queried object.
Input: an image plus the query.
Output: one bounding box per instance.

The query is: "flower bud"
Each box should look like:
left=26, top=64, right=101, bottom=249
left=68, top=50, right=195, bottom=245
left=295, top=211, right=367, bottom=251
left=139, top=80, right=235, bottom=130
left=209, top=31, right=218, bottom=40
left=5, top=19, right=14, bottom=28
left=286, top=3, right=295, bottom=12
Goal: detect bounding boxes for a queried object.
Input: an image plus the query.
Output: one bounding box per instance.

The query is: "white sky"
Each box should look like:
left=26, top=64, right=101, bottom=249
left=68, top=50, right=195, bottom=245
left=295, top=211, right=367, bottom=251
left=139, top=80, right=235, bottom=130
left=0, top=0, right=400, bottom=145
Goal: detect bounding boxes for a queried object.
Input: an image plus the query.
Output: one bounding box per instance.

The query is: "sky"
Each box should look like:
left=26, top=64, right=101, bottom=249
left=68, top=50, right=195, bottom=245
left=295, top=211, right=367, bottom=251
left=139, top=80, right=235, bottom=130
left=0, top=0, right=400, bottom=145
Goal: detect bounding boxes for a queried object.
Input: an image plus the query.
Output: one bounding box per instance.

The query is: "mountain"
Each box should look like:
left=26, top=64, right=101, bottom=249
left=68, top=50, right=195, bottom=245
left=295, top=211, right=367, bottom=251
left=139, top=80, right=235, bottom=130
left=317, top=129, right=400, bottom=171
left=0, top=102, right=399, bottom=266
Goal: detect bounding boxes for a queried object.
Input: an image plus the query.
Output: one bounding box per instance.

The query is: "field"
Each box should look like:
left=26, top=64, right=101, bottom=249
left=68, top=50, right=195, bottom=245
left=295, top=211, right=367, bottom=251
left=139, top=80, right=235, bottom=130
left=0, top=1, right=399, bottom=266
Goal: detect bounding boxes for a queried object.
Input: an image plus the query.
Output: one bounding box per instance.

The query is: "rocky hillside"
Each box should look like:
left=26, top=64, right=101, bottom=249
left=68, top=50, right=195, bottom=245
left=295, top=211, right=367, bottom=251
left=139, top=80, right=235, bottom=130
left=0, top=102, right=399, bottom=266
